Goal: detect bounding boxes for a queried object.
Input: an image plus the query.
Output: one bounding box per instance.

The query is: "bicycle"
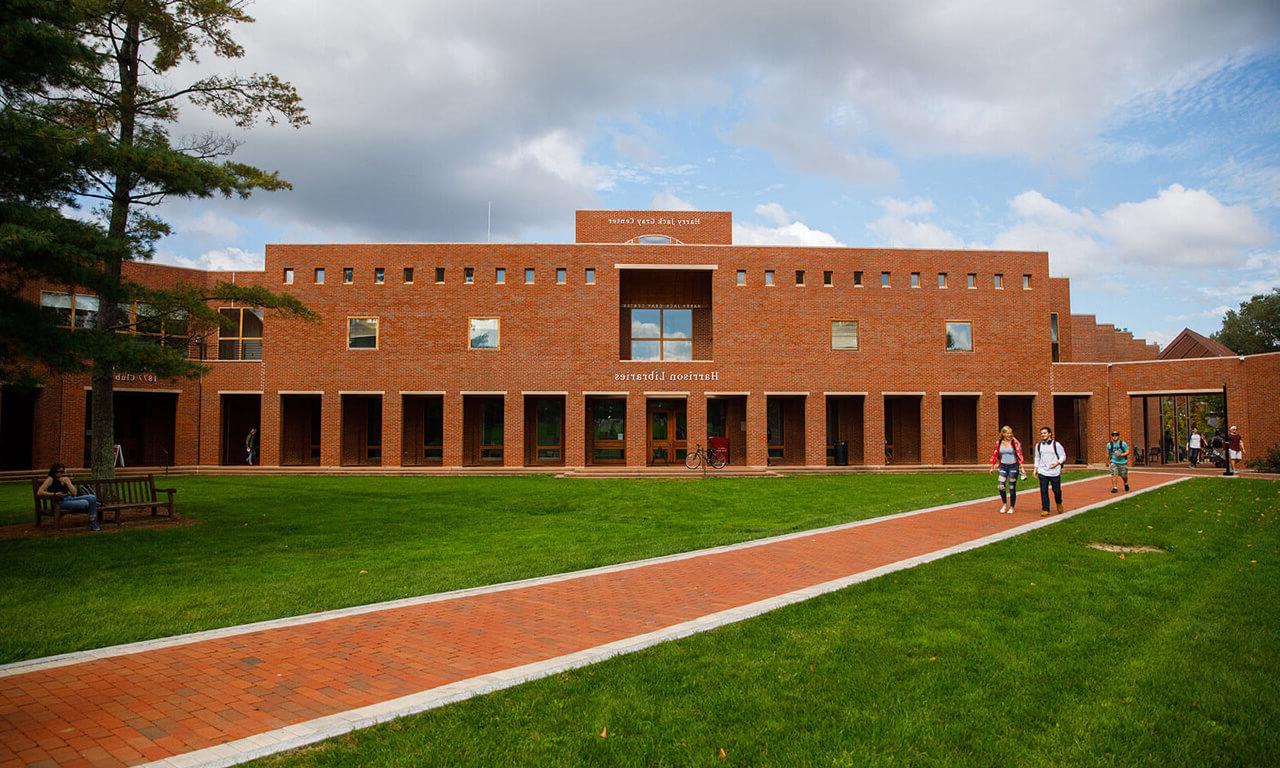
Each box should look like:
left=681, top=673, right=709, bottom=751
left=685, top=442, right=727, bottom=474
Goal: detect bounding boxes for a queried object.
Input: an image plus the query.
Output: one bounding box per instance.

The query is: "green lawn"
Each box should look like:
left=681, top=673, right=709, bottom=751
left=0, top=472, right=1092, bottom=663
left=251, top=478, right=1279, bottom=768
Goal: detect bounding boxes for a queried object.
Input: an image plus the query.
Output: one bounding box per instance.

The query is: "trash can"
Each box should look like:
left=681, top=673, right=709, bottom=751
left=834, top=440, right=849, bottom=466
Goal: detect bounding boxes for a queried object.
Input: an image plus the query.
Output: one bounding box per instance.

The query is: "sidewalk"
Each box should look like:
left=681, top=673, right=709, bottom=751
left=0, top=471, right=1188, bottom=768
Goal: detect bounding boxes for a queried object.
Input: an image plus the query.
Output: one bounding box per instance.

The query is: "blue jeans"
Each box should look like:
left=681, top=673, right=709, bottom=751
left=59, top=493, right=99, bottom=522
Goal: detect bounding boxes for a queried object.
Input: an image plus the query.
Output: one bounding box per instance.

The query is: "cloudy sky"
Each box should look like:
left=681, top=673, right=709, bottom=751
left=152, top=0, right=1280, bottom=349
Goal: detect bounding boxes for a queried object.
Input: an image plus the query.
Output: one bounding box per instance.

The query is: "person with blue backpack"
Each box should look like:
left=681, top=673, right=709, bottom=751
left=1106, top=430, right=1131, bottom=493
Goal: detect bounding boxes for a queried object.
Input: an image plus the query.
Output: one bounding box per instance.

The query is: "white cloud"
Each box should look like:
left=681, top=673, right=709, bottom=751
left=651, top=192, right=698, bottom=211
left=867, top=198, right=966, bottom=249
left=991, top=185, right=1271, bottom=274
left=178, top=211, right=243, bottom=243
left=754, top=202, right=791, bottom=226
left=1140, top=328, right=1182, bottom=350
left=733, top=204, right=843, bottom=246
left=1101, top=184, right=1270, bottom=267
left=163, top=247, right=264, bottom=271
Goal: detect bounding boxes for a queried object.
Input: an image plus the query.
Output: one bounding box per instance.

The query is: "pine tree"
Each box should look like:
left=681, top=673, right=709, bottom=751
left=4, top=1, right=316, bottom=478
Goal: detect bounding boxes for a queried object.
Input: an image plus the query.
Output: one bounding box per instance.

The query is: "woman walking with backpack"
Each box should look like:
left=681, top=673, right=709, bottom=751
left=988, top=426, right=1025, bottom=514
left=1033, top=426, right=1066, bottom=516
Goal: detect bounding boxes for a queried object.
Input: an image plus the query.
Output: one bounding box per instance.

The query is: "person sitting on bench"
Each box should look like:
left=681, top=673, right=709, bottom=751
left=36, top=463, right=101, bottom=532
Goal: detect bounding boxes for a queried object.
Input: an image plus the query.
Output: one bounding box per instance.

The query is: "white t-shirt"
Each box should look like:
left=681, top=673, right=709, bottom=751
left=1189, top=433, right=1203, bottom=449
left=1033, top=440, right=1066, bottom=476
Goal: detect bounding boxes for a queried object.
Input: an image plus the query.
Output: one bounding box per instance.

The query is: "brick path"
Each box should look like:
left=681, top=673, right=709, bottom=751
left=0, top=471, right=1184, bottom=767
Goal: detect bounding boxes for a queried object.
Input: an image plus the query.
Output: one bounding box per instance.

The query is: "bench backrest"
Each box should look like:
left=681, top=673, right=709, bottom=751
left=88, top=475, right=158, bottom=504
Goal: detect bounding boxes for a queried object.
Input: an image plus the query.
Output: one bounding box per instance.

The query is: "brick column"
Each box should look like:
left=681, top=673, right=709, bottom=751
left=686, top=394, right=707, bottom=457
left=504, top=393, right=525, bottom=467
left=382, top=393, right=401, bottom=467
left=1033, top=393, right=1053, bottom=441
left=747, top=393, right=768, bottom=467
left=978, top=392, right=999, bottom=462
left=443, top=392, right=463, bottom=467
left=626, top=392, right=647, bottom=467
left=259, top=393, right=279, bottom=467
left=920, top=392, right=943, bottom=465
left=804, top=395, right=827, bottom=466
left=1087, top=394, right=1108, bottom=464
left=321, top=393, right=342, bottom=467
left=865, top=393, right=886, bottom=466
left=198, top=388, right=221, bottom=467
left=565, top=394, right=585, bottom=468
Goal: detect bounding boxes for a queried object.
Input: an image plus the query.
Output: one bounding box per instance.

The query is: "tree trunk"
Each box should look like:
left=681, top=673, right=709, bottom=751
left=90, top=16, right=140, bottom=480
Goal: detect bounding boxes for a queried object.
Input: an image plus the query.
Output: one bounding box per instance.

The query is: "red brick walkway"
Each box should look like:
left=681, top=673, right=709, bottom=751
left=0, top=472, right=1182, bottom=767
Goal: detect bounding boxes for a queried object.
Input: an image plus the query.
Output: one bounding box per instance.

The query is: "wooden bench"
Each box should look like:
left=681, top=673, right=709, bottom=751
left=33, top=474, right=177, bottom=529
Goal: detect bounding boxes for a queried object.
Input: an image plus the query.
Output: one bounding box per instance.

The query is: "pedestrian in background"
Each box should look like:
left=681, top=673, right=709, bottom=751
left=1106, top=430, right=1131, bottom=493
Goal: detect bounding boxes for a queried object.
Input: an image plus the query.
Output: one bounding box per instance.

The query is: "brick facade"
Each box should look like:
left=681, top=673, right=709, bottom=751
left=5, top=210, right=1277, bottom=471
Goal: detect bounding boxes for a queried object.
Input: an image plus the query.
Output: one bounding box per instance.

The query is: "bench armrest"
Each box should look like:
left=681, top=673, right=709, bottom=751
left=157, top=488, right=177, bottom=495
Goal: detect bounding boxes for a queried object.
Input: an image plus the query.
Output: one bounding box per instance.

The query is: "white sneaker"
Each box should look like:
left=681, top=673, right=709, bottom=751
left=999, top=504, right=1008, bottom=514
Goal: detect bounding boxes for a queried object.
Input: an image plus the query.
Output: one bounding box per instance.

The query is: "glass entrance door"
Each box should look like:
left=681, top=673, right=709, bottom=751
left=647, top=400, right=687, bottom=465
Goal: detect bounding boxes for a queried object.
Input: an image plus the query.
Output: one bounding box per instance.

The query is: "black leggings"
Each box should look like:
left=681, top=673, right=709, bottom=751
left=1039, top=474, right=1062, bottom=511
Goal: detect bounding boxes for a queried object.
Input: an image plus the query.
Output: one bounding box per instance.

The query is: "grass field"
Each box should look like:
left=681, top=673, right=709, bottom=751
left=249, top=477, right=1280, bottom=767
left=0, top=471, right=1093, bottom=663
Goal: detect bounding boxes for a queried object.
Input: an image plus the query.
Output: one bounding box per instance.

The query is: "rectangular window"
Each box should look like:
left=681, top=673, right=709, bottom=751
left=1051, top=312, right=1061, bottom=363
left=374, top=268, right=385, bottom=284
left=946, top=321, right=973, bottom=352
left=496, top=267, right=506, bottom=284
left=736, top=269, right=746, bottom=286
left=524, top=267, right=535, bottom=284
left=585, top=268, right=596, bottom=285
left=854, top=271, right=863, bottom=287
left=591, top=398, right=626, bottom=463
left=40, top=291, right=73, bottom=326
left=823, top=270, right=833, bottom=287
left=343, top=267, right=354, bottom=284
left=464, top=267, right=474, bottom=284
left=479, top=398, right=504, bottom=461
left=966, top=273, right=976, bottom=289
left=315, top=268, right=325, bottom=284
left=831, top=320, right=859, bottom=350
left=881, top=271, right=890, bottom=287
left=469, top=318, right=500, bottom=349
left=73, top=295, right=98, bottom=328
left=435, top=267, right=445, bottom=283
left=994, top=273, right=1004, bottom=289
left=629, top=308, right=693, bottom=361
left=347, top=317, right=378, bottom=350
left=911, top=272, right=920, bottom=288
left=218, top=307, right=264, bottom=360
left=403, top=267, right=414, bottom=284
left=1023, top=274, right=1032, bottom=290
left=556, top=267, right=566, bottom=284
left=938, top=272, right=947, bottom=288
left=796, top=270, right=805, bottom=286
left=765, top=270, right=775, bottom=286
left=283, top=268, right=294, bottom=284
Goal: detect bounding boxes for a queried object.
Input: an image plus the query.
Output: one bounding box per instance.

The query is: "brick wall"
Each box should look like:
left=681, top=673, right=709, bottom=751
left=15, top=218, right=1280, bottom=470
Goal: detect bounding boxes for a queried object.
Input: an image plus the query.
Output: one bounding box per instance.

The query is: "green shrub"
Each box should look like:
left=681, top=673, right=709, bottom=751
left=1246, top=444, right=1280, bottom=473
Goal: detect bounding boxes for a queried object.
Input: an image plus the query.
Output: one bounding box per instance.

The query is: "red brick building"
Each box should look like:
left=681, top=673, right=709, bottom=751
left=4, top=209, right=1276, bottom=472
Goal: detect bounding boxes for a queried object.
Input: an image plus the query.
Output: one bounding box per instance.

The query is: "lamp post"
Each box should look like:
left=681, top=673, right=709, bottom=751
left=1222, top=384, right=1233, bottom=477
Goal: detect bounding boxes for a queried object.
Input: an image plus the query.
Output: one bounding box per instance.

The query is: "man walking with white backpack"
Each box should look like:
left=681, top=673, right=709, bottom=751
left=1033, top=426, right=1067, bottom=517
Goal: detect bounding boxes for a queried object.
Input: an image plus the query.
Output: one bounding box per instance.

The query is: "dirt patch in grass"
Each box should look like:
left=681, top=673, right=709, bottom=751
left=0, top=513, right=197, bottom=541
left=1087, top=542, right=1167, bottom=554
